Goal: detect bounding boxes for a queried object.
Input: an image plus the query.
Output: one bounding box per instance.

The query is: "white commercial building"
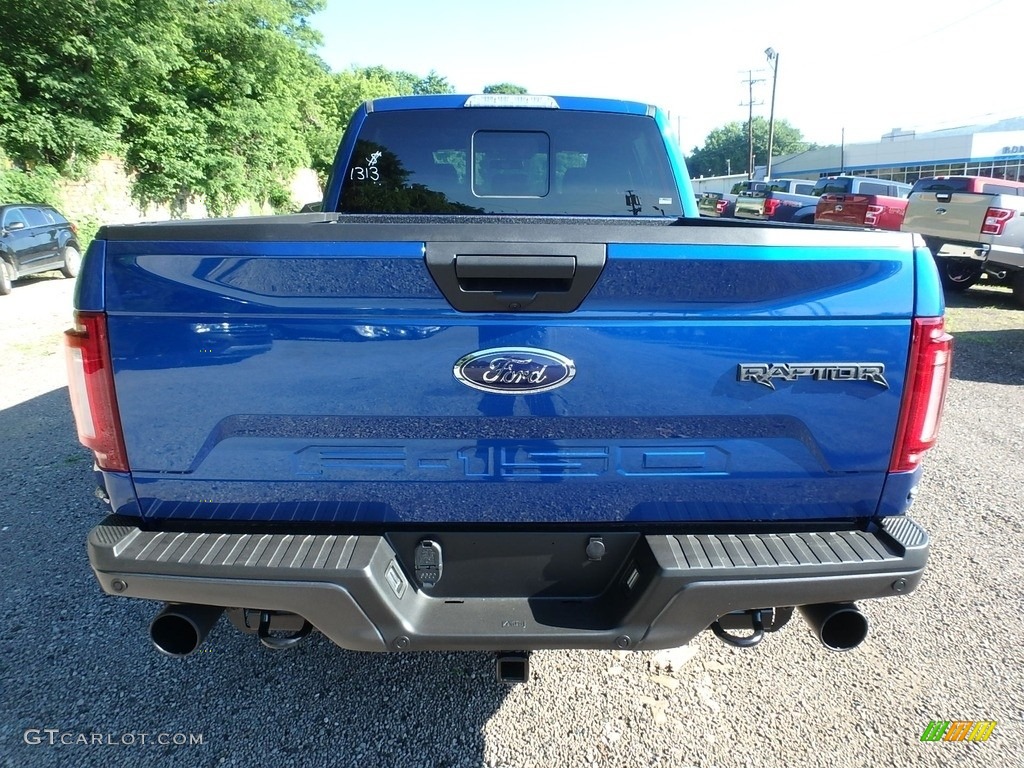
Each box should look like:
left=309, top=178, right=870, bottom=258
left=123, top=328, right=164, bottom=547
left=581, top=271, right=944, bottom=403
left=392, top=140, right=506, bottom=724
left=770, top=118, right=1024, bottom=185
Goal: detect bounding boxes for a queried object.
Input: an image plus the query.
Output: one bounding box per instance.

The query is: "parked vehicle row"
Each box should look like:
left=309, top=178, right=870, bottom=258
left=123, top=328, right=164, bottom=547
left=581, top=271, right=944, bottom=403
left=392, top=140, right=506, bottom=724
left=697, top=179, right=779, bottom=218
left=700, top=175, right=914, bottom=230
left=700, top=169, right=1024, bottom=305
left=0, top=204, right=81, bottom=295
left=733, top=178, right=818, bottom=224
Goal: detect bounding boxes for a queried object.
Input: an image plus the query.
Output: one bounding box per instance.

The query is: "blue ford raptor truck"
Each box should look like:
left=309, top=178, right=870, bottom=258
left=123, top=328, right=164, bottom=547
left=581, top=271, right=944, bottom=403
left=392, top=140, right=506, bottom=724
left=67, top=94, right=951, bottom=680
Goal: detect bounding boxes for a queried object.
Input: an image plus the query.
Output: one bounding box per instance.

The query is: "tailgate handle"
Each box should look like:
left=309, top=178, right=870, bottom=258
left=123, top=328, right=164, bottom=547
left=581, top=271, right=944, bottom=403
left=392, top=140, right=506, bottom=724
left=455, top=254, right=576, bottom=291
left=426, top=242, right=606, bottom=313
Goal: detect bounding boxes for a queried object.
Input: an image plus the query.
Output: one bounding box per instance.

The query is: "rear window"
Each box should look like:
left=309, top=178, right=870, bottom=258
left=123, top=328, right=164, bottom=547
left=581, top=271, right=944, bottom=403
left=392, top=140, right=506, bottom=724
left=813, top=177, right=908, bottom=197
left=812, top=178, right=852, bottom=196
left=731, top=181, right=768, bottom=195
left=337, top=108, right=682, bottom=217
left=42, top=207, right=68, bottom=224
left=912, top=177, right=975, bottom=194
left=912, top=176, right=1024, bottom=196
left=858, top=181, right=889, bottom=196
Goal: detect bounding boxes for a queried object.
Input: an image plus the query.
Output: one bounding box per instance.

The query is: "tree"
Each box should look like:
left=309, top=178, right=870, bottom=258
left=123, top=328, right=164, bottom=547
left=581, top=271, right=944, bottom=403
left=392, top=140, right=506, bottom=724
left=123, top=0, right=329, bottom=214
left=686, top=118, right=814, bottom=178
left=309, top=66, right=454, bottom=184
left=0, top=0, right=457, bottom=212
left=0, top=0, right=187, bottom=171
left=483, top=83, right=527, bottom=94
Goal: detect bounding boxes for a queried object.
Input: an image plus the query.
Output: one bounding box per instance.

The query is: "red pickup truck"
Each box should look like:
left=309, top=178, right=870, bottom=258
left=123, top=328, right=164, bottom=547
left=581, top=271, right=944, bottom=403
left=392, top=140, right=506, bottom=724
left=814, top=176, right=912, bottom=231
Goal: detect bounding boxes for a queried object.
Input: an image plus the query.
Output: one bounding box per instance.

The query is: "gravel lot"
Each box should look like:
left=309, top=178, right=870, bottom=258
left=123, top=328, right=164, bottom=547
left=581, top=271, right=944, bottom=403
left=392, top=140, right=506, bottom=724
left=1, top=271, right=1022, bottom=768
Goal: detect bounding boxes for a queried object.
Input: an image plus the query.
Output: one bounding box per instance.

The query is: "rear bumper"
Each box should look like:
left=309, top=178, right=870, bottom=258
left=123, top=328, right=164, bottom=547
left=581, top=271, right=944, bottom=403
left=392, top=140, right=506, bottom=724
left=935, top=241, right=1024, bottom=270
left=88, top=516, right=928, bottom=652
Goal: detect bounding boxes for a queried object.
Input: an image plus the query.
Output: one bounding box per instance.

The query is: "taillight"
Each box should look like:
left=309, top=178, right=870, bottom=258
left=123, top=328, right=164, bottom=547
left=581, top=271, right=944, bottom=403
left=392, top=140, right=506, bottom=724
left=64, top=311, right=128, bottom=472
left=865, top=204, right=884, bottom=227
left=889, top=317, right=953, bottom=473
left=716, top=199, right=728, bottom=214
left=763, top=198, right=781, bottom=216
left=981, top=207, right=1013, bottom=235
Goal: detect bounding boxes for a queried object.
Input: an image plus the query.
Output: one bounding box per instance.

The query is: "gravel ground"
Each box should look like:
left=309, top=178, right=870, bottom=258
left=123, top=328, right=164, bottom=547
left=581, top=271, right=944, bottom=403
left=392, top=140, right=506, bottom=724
left=0, top=272, right=1022, bottom=768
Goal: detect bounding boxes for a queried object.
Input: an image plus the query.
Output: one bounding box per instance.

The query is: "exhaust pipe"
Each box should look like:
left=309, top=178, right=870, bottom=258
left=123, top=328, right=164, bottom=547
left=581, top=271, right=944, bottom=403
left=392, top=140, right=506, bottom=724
left=798, top=603, right=868, bottom=651
left=150, top=604, right=224, bottom=657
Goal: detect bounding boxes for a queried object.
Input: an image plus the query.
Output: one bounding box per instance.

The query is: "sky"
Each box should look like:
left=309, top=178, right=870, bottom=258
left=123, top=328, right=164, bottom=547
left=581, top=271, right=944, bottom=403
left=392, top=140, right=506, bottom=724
left=309, top=0, right=1024, bottom=153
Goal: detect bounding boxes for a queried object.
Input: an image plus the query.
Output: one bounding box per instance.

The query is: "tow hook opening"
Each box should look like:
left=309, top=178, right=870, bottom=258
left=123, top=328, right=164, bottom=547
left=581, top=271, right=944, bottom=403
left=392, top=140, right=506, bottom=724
left=495, top=651, right=531, bottom=684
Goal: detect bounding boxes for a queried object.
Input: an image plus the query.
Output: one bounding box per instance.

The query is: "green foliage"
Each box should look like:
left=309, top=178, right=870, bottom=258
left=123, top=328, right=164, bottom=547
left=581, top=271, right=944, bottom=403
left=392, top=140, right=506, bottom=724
left=0, top=0, right=457, bottom=214
left=483, top=83, right=528, bottom=94
left=686, top=117, right=815, bottom=177
left=0, top=156, right=61, bottom=206
left=123, top=0, right=329, bottom=215
left=74, top=214, right=103, bottom=253
left=0, top=0, right=184, bottom=170
left=305, top=66, right=454, bottom=184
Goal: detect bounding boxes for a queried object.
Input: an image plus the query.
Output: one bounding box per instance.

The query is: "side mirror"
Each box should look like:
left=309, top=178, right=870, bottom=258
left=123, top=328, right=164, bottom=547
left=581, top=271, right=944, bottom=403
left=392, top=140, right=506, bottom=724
left=2, top=220, right=26, bottom=233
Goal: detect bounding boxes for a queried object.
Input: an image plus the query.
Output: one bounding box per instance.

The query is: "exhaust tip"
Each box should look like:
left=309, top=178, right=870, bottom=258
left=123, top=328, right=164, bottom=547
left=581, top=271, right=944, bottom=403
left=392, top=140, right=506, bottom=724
left=150, top=604, right=224, bottom=658
left=799, top=603, right=868, bottom=652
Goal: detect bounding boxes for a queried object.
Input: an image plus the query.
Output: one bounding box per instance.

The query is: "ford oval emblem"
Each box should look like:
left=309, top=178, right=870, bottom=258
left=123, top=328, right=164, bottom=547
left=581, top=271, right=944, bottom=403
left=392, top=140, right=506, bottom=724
left=454, top=347, right=575, bottom=395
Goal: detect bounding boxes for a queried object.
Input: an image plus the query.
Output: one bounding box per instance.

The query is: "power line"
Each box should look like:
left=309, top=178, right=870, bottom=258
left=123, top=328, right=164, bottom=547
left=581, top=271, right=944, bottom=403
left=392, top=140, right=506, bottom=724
left=910, top=0, right=1005, bottom=42
left=739, top=71, right=764, bottom=177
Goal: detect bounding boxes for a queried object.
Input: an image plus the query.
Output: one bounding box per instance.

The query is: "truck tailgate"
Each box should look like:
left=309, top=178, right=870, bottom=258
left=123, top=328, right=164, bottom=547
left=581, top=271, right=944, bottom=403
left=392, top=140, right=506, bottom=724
left=903, top=192, right=991, bottom=243
left=96, top=218, right=918, bottom=526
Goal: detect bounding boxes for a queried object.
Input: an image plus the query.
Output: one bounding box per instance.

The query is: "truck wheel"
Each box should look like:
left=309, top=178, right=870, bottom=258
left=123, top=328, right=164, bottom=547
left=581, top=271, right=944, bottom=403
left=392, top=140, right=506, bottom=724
left=0, top=261, right=12, bottom=295
left=1012, top=271, right=1024, bottom=308
left=937, top=258, right=982, bottom=291
left=60, top=245, right=82, bottom=279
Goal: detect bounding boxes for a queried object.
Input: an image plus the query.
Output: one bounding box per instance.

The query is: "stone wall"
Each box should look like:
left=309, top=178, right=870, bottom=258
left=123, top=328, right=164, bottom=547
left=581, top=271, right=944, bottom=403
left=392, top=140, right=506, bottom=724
left=57, top=155, right=322, bottom=227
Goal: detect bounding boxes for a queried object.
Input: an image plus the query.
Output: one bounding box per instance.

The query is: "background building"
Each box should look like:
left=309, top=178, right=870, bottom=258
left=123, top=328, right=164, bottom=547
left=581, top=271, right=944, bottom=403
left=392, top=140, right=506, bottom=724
left=688, top=118, right=1024, bottom=194
left=771, top=118, right=1024, bottom=184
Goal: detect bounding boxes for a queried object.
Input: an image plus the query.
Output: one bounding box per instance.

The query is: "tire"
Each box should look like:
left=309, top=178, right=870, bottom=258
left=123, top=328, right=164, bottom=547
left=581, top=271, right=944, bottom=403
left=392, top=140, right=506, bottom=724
left=60, top=244, right=82, bottom=279
left=0, top=261, right=12, bottom=295
left=1012, top=271, right=1024, bottom=308
left=936, top=257, right=982, bottom=292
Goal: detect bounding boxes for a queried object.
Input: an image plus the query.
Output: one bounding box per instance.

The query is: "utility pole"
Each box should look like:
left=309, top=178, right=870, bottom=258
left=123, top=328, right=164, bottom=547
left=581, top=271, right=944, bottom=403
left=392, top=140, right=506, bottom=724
left=740, top=70, right=764, bottom=179
left=765, top=48, right=779, bottom=180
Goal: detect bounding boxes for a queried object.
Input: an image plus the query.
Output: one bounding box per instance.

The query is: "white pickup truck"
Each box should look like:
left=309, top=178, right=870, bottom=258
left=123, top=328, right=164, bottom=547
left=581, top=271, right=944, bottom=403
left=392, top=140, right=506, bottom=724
left=901, top=175, right=1024, bottom=305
